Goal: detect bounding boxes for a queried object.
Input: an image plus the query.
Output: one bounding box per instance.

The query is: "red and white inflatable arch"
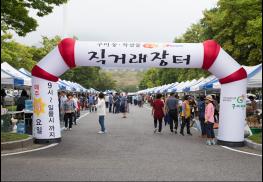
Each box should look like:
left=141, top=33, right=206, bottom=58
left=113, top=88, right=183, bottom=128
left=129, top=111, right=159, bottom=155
left=32, top=38, right=247, bottom=147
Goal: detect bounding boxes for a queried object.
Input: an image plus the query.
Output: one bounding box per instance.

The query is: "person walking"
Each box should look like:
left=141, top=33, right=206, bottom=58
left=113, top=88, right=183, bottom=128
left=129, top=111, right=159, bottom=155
left=205, top=95, right=216, bottom=145
left=109, top=93, right=113, bottom=113
left=212, top=95, right=219, bottom=122
left=137, top=94, right=142, bottom=107
left=79, top=93, right=85, bottom=111
left=180, top=95, right=192, bottom=136
left=1, top=88, right=7, bottom=107
left=94, top=94, right=98, bottom=112
left=165, top=92, right=179, bottom=134
left=189, top=96, right=198, bottom=126
left=105, top=94, right=109, bottom=108
left=88, top=94, right=95, bottom=112
left=16, top=89, right=29, bottom=111
left=134, top=95, right=138, bottom=106
left=198, top=95, right=206, bottom=138
left=120, top=93, right=128, bottom=118
left=63, top=93, right=75, bottom=130
left=59, top=91, right=67, bottom=123
left=72, top=94, right=79, bottom=125
left=152, top=93, right=165, bottom=133
left=114, top=93, right=121, bottom=114
left=96, top=92, right=106, bottom=134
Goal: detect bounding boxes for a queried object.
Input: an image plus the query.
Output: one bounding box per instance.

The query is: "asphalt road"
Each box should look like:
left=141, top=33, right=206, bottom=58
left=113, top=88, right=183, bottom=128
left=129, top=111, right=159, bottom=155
left=1, top=105, right=262, bottom=181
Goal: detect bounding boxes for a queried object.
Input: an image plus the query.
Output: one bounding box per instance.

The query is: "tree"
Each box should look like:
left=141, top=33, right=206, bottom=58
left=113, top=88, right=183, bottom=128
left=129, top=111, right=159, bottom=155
left=93, top=70, right=117, bottom=91
left=138, top=68, right=161, bottom=89
left=1, top=0, right=68, bottom=36
left=1, top=35, right=117, bottom=91
left=139, top=0, right=262, bottom=90
left=1, top=40, right=37, bottom=71
left=201, top=0, right=262, bottom=65
left=174, top=23, right=206, bottom=43
left=30, top=36, right=62, bottom=61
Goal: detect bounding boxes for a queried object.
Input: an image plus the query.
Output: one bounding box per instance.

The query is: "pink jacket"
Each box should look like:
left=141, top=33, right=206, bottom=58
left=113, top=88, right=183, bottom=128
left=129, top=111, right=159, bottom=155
left=205, top=103, right=215, bottom=123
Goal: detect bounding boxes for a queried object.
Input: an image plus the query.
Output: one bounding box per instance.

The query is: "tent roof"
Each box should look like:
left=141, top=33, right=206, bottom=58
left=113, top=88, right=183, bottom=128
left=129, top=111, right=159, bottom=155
left=1, top=62, right=31, bottom=86
left=19, top=68, right=32, bottom=77
left=1, top=69, right=24, bottom=86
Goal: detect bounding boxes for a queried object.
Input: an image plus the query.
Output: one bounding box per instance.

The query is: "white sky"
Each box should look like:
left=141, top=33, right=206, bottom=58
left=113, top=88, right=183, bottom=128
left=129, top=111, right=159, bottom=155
left=12, top=0, right=218, bottom=46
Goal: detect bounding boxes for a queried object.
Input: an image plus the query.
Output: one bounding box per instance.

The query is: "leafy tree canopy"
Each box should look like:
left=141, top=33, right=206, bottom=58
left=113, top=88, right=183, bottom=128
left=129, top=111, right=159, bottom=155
left=139, top=0, right=262, bottom=89
left=1, top=0, right=68, bottom=36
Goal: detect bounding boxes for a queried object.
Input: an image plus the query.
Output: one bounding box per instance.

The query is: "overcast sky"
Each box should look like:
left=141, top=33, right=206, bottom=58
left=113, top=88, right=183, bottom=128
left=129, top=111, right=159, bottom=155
left=13, top=0, right=218, bottom=46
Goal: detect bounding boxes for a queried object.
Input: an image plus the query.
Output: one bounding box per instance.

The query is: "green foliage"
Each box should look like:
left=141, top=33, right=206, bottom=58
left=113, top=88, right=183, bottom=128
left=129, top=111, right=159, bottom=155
left=108, top=70, right=144, bottom=91
left=1, top=0, right=68, bottom=36
left=1, top=38, right=37, bottom=71
left=200, top=0, right=262, bottom=65
left=139, top=68, right=209, bottom=90
left=93, top=70, right=117, bottom=91
left=174, top=23, right=206, bottom=43
left=61, top=67, right=116, bottom=91
left=138, top=68, right=161, bottom=89
left=31, top=35, right=62, bottom=61
left=1, top=35, right=117, bottom=90
left=118, top=85, right=139, bottom=92
left=140, top=0, right=262, bottom=89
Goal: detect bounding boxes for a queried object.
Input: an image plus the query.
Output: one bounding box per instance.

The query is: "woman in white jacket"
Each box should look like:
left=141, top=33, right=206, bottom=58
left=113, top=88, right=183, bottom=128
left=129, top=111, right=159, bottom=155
left=96, top=92, right=106, bottom=134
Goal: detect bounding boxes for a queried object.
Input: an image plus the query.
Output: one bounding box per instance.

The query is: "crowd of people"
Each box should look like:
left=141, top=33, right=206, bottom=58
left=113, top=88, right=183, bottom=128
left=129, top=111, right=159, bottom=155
left=58, top=90, right=220, bottom=145
left=57, top=90, right=259, bottom=146
left=58, top=91, right=131, bottom=132
left=149, top=93, right=219, bottom=146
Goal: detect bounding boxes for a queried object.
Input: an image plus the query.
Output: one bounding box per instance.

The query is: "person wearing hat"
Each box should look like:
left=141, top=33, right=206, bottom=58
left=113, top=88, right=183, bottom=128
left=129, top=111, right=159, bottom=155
left=180, top=95, right=192, bottom=136
left=205, top=95, right=216, bottom=145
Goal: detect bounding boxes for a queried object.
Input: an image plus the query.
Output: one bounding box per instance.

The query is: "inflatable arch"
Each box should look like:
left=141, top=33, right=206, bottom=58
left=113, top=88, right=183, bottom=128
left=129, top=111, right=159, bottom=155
left=31, top=38, right=247, bottom=147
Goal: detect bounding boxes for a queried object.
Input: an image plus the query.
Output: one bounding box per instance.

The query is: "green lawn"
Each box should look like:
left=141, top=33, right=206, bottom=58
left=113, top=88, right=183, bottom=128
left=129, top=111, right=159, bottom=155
left=1, top=132, right=29, bottom=142
left=248, top=132, right=262, bottom=144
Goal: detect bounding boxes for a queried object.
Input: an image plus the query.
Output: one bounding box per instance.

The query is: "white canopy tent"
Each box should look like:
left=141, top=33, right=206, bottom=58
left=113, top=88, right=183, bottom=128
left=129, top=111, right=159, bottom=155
left=1, top=69, right=24, bottom=87
left=1, top=62, right=31, bottom=86
left=212, top=64, right=262, bottom=89
left=19, top=68, right=32, bottom=77
left=247, top=65, right=262, bottom=88
left=183, top=77, right=205, bottom=92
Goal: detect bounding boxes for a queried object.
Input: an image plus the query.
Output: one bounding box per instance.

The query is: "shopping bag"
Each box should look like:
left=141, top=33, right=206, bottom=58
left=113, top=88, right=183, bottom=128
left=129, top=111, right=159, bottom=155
left=244, top=123, right=253, bottom=138
left=213, top=122, right=219, bottom=129
left=192, top=119, right=201, bottom=132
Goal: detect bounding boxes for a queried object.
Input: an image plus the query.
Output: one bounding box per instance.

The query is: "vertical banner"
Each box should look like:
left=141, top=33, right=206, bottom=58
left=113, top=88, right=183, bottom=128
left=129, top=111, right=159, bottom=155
left=217, top=79, right=247, bottom=145
left=32, top=76, right=61, bottom=142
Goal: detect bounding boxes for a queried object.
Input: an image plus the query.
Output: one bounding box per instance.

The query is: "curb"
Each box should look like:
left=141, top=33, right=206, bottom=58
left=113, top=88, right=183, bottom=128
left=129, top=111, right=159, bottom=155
left=1, top=135, right=33, bottom=151
left=1, top=111, right=89, bottom=153
left=244, top=138, right=262, bottom=151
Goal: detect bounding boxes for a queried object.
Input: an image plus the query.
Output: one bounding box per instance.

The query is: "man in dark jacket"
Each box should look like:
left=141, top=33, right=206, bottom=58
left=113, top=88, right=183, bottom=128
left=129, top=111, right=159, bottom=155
left=165, top=92, right=179, bottom=134
left=198, top=95, right=206, bottom=137
left=16, top=89, right=29, bottom=111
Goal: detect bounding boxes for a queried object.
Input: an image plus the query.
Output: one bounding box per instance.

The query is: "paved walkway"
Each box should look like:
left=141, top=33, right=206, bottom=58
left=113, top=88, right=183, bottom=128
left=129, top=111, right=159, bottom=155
left=1, top=105, right=262, bottom=181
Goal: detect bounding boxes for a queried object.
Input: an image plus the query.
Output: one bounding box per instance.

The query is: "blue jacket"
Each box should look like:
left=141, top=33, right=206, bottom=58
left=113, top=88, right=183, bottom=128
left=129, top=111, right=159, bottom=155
left=198, top=100, right=205, bottom=119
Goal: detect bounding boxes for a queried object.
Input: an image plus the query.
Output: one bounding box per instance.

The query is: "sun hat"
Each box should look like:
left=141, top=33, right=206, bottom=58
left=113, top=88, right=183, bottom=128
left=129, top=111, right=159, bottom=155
left=205, top=95, right=213, bottom=102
